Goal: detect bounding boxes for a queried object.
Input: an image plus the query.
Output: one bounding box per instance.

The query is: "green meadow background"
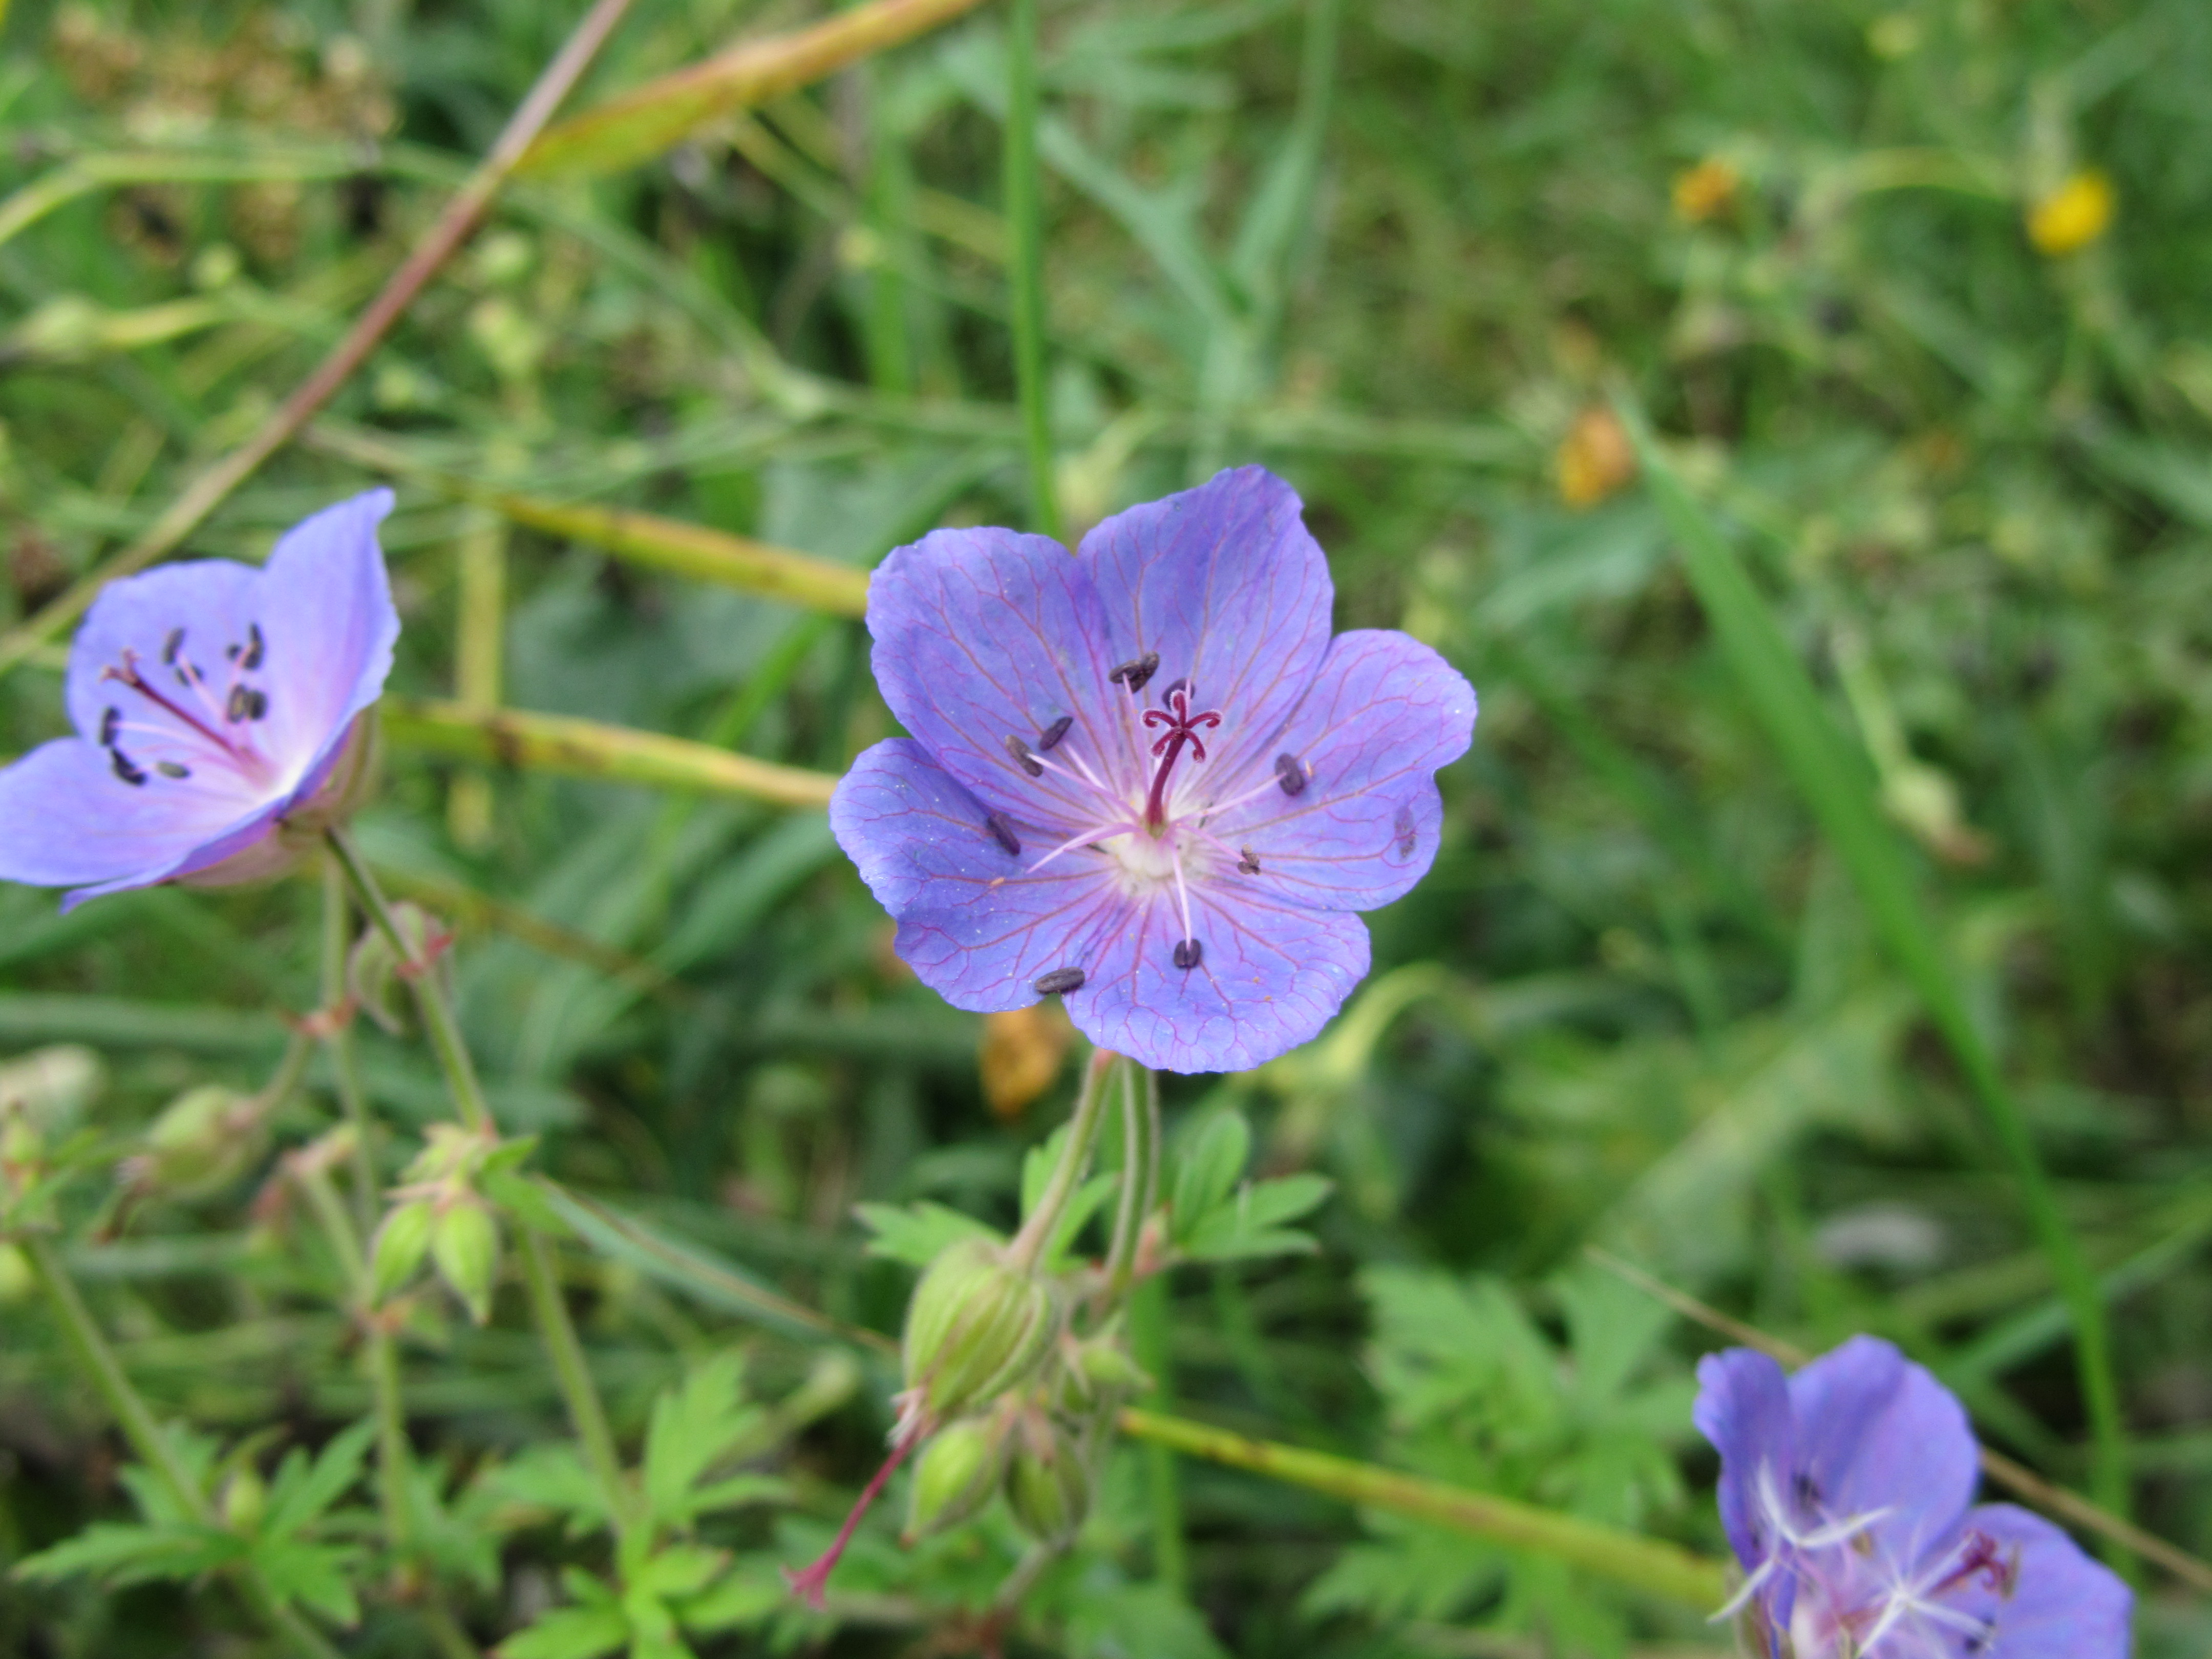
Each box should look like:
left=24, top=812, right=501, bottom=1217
left=1, top=0, right=2209, bottom=1653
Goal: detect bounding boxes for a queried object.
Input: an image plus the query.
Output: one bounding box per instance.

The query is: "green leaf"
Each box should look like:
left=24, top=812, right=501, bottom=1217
left=500, top=1604, right=629, bottom=1659
left=632, top=1542, right=727, bottom=1601
left=261, top=1419, right=377, bottom=1541
left=251, top=1537, right=364, bottom=1627
left=15, top=1521, right=242, bottom=1587
left=644, top=1354, right=768, bottom=1527
left=483, top=1444, right=612, bottom=1531
left=853, top=1199, right=1002, bottom=1269
left=1179, top=1174, right=1332, bottom=1262
left=671, top=1561, right=781, bottom=1633
left=1168, top=1110, right=1251, bottom=1241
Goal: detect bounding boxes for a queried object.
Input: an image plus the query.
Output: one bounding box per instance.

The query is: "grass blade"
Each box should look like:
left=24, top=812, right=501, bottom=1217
left=1005, top=0, right=1061, bottom=540
left=1612, top=391, right=2133, bottom=1548
left=518, top=0, right=991, bottom=179
left=378, top=699, right=838, bottom=809
left=308, top=424, right=870, bottom=615
left=1116, top=1407, right=1726, bottom=1609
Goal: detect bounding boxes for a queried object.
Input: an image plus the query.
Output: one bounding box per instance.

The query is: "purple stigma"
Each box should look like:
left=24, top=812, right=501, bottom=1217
left=1140, top=680, right=1222, bottom=830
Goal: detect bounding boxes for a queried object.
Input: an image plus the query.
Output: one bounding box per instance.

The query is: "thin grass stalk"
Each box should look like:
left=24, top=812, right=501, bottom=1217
left=1004, top=0, right=1061, bottom=540
left=1117, top=1407, right=1727, bottom=1609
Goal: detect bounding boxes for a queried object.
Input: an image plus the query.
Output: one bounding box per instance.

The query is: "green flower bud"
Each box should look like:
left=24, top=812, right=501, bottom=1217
left=131, top=1085, right=266, bottom=1199
left=431, top=1200, right=500, bottom=1324
left=369, top=1199, right=436, bottom=1304
left=901, top=1238, right=1057, bottom=1422
left=347, top=901, right=442, bottom=1035
left=1005, top=1418, right=1090, bottom=1545
left=1051, top=1331, right=1153, bottom=1415
left=903, top=1413, right=1010, bottom=1542
left=221, top=1464, right=267, bottom=1534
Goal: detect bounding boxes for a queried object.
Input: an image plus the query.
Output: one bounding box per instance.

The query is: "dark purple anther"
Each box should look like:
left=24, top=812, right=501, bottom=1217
left=110, top=750, right=147, bottom=786
left=156, top=761, right=190, bottom=779
left=1033, top=966, right=1084, bottom=995
left=227, top=686, right=269, bottom=722
left=1237, top=847, right=1261, bottom=875
left=1274, top=753, right=1307, bottom=797
left=1173, top=938, right=1203, bottom=970
left=1005, top=734, right=1043, bottom=777
left=241, top=622, right=265, bottom=671
left=99, top=707, right=120, bottom=747
left=161, top=628, right=184, bottom=666
left=1109, top=651, right=1161, bottom=694
left=1037, top=715, right=1073, bottom=752
left=985, top=811, right=1022, bottom=857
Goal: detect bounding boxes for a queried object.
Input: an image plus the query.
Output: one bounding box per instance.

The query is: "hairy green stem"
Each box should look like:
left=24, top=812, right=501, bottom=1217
left=25, top=1235, right=348, bottom=1659
left=518, top=1227, right=640, bottom=1541
left=318, top=858, right=379, bottom=1234
left=1128, top=1278, right=1186, bottom=1589
left=1103, top=1062, right=1158, bottom=1298
left=1004, top=0, right=1061, bottom=540
left=326, top=827, right=494, bottom=1135
left=1008, top=1048, right=1116, bottom=1271
left=1118, top=1407, right=1727, bottom=1609
left=331, top=829, right=634, bottom=1552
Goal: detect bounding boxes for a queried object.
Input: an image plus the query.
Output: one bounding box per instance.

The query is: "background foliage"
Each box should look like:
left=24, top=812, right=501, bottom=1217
left=2, top=0, right=2210, bottom=1653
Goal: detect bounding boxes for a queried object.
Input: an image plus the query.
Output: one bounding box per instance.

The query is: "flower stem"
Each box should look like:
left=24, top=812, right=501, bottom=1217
left=1004, top=0, right=1061, bottom=542
left=321, top=859, right=381, bottom=1238
left=1008, top=1048, right=1116, bottom=1272
left=517, top=1226, right=640, bottom=1541
left=1117, top=1407, right=1728, bottom=1609
left=325, top=827, right=494, bottom=1136
left=24, top=1235, right=348, bottom=1659
left=1104, top=1062, right=1158, bottom=1298
left=329, top=828, right=635, bottom=1550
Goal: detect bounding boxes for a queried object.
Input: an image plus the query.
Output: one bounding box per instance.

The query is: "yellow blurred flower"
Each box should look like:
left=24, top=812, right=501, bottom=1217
left=1556, top=405, right=1636, bottom=509
left=2026, top=171, right=2114, bottom=258
left=1671, top=157, right=1740, bottom=224
left=979, top=1005, right=1073, bottom=1120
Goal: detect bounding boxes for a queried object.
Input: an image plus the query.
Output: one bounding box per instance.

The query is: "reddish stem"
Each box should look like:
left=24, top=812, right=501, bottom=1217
left=782, top=1423, right=924, bottom=1610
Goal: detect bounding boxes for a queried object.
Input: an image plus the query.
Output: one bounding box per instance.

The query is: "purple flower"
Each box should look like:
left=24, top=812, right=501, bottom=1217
left=0, top=491, right=399, bottom=912
left=830, top=466, right=1476, bottom=1074
left=1694, top=1336, right=2131, bottom=1658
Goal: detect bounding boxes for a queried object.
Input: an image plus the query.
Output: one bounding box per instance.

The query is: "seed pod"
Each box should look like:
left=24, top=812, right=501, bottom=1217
left=1005, top=1417, right=1090, bottom=1545
left=347, top=900, right=442, bottom=1035
left=904, top=1413, right=1011, bottom=1541
left=369, top=1199, right=436, bottom=1303
left=902, top=1238, right=1058, bottom=1422
left=431, top=1200, right=500, bottom=1325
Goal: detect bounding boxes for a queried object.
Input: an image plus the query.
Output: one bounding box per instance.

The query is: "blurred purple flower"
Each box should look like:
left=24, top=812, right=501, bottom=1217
left=831, top=466, right=1476, bottom=1074
left=1695, top=1335, right=2130, bottom=1658
left=0, top=491, right=399, bottom=912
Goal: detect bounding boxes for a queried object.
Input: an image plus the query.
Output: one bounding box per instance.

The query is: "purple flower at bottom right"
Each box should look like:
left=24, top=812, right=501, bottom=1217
left=1694, top=1336, right=2130, bottom=1658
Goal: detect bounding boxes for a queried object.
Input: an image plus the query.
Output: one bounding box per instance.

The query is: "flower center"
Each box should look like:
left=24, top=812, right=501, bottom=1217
left=97, top=624, right=279, bottom=791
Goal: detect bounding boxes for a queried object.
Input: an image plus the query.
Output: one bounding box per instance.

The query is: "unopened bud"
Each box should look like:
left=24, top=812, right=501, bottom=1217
left=902, top=1239, right=1057, bottom=1422
left=1053, top=1331, right=1151, bottom=1414
left=904, top=1413, right=1009, bottom=1541
left=431, top=1200, right=499, bottom=1324
left=132, top=1085, right=265, bottom=1199
left=348, top=901, right=442, bottom=1034
left=221, top=1464, right=267, bottom=1533
left=1005, top=1417, right=1089, bottom=1545
left=369, top=1199, right=435, bottom=1303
